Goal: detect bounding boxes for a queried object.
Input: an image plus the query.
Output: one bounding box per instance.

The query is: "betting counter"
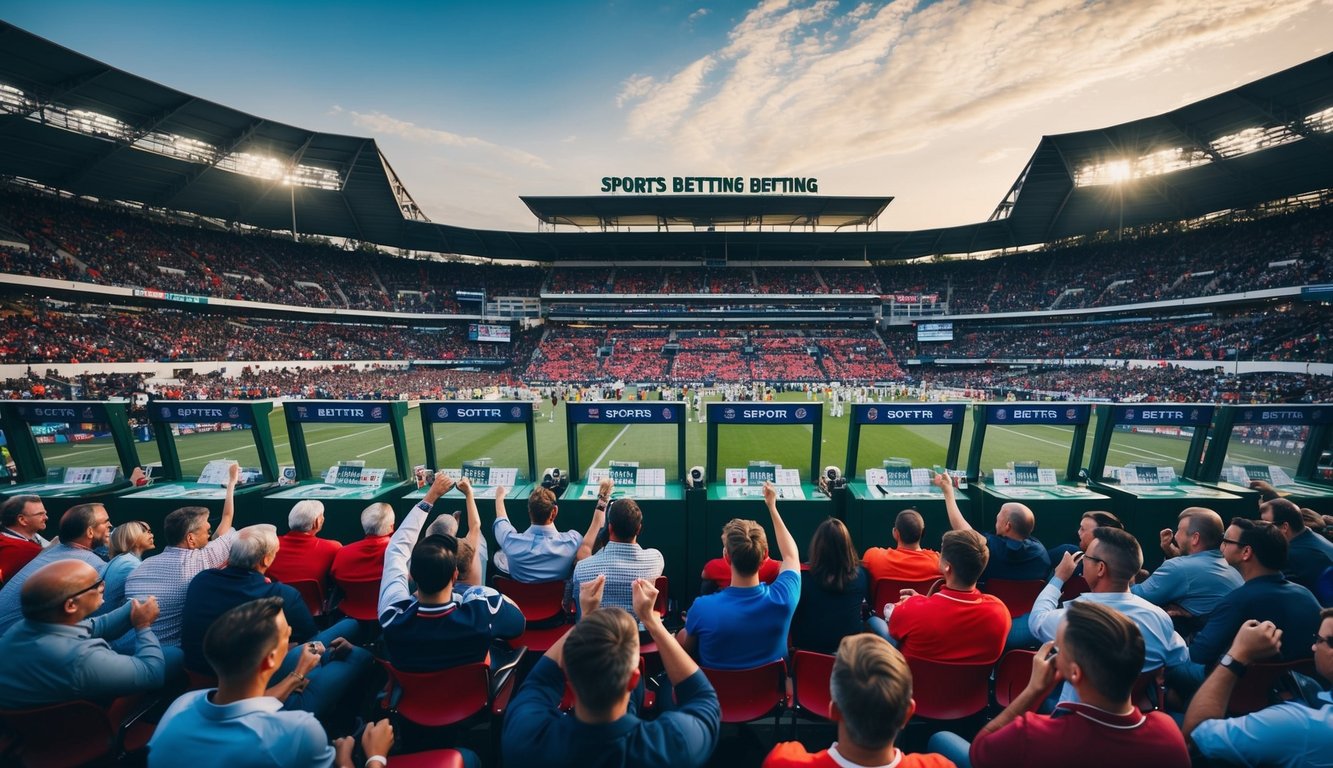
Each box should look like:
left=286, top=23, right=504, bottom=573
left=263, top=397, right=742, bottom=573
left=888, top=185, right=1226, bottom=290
left=105, top=401, right=280, bottom=539
left=1193, top=404, right=1333, bottom=516
left=558, top=402, right=693, bottom=595
left=965, top=403, right=1113, bottom=545
left=257, top=401, right=415, bottom=543
left=842, top=403, right=978, bottom=552
left=1087, top=404, right=1247, bottom=569
left=0, top=401, right=141, bottom=517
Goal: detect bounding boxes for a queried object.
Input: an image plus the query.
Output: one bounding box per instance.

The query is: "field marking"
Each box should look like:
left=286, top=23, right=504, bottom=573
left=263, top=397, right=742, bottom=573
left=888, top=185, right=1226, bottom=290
left=355, top=443, right=396, bottom=458
left=172, top=426, right=378, bottom=465
left=991, top=425, right=1184, bottom=465
left=588, top=424, right=632, bottom=470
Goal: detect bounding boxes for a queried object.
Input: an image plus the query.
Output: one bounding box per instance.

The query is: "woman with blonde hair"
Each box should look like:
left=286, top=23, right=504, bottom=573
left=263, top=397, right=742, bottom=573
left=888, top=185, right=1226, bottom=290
left=104, top=520, right=154, bottom=609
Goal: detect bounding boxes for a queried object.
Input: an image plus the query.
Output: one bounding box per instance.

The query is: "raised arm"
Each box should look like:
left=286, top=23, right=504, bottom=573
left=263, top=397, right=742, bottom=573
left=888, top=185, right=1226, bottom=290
left=215, top=462, right=240, bottom=538
left=576, top=477, right=613, bottom=561
left=635, top=578, right=700, bottom=685
left=493, top=482, right=509, bottom=521
left=379, top=472, right=455, bottom=615
left=932, top=471, right=972, bottom=532
left=457, top=476, right=482, bottom=571
left=763, top=481, right=800, bottom=571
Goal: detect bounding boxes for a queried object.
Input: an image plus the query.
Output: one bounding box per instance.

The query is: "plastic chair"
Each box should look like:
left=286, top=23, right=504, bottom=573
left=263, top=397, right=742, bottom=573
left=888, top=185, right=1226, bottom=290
left=494, top=577, right=572, bottom=652
left=1226, top=658, right=1315, bottom=716
left=380, top=651, right=525, bottom=729
left=387, top=751, right=467, bottom=768
left=1059, top=575, right=1090, bottom=603
left=872, top=577, right=945, bottom=615
left=334, top=577, right=383, bottom=621
left=904, top=656, right=992, bottom=720
left=0, top=697, right=155, bottom=768
left=702, top=660, right=789, bottom=725
left=992, top=649, right=1038, bottom=710
left=789, top=650, right=836, bottom=728
left=286, top=578, right=327, bottom=618
left=980, top=579, right=1046, bottom=618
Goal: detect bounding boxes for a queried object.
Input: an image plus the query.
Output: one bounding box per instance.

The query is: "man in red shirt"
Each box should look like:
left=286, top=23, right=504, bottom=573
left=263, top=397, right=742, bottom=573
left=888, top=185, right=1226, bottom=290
left=0, top=495, right=49, bottom=578
left=928, top=601, right=1189, bottom=768
left=329, top=502, right=395, bottom=585
left=886, top=530, right=1010, bottom=664
left=863, top=509, right=942, bottom=583
left=764, top=634, right=954, bottom=768
left=267, top=500, right=342, bottom=590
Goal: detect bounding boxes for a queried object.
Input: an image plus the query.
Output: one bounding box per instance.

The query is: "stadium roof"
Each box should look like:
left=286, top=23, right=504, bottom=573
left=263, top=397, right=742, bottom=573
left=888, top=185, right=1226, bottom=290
left=518, top=195, right=893, bottom=229
left=2, top=21, right=1332, bottom=263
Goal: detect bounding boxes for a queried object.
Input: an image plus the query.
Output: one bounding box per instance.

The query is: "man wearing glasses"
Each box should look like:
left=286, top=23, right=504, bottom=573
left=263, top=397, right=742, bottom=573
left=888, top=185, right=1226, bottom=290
left=0, top=559, right=165, bottom=707
left=1184, top=611, right=1333, bottom=768
left=0, top=503, right=114, bottom=635
left=0, top=495, right=50, bottom=578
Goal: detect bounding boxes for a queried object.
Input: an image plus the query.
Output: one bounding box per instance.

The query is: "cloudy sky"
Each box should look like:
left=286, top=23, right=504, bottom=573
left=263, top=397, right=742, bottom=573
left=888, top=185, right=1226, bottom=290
left=6, top=1, right=1332, bottom=233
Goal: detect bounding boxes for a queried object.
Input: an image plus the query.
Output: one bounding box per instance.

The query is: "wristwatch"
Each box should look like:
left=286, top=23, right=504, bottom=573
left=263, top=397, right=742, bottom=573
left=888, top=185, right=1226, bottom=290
left=1218, top=653, right=1247, bottom=677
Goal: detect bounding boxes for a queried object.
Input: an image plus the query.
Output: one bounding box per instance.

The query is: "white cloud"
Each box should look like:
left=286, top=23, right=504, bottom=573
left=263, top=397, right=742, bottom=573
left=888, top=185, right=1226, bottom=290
left=617, top=0, right=1326, bottom=174
left=345, top=109, right=549, bottom=170
left=688, top=7, right=711, bottom=24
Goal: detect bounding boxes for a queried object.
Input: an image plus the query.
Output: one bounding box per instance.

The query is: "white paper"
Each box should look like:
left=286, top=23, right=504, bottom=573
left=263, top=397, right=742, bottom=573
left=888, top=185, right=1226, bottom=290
left=196, top=460, right=238, bottom=486
left=775, top=468, right=801, bottom=486
left=1158, top=466, right=1178, bottom=482
left=1036, top=468, right=1059, bottom=486
left=1270, top=466, right=1295, bottom=486
left=992, top=469, right=1015, bottom=486
left=909, top=468, right=933, bottom=486
left=865, top=468, right=889, bottom=487
left=61, top=466, right=119, bottom=485
left=725, top=468, right=749, bottom=486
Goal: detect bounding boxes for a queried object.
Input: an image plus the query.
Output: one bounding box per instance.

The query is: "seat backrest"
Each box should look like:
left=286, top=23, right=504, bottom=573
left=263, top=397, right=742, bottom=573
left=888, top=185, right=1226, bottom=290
left=702, top=660, right=789, bottom=723
left=494, top=577, right=566, bottom=622
left=1131, top=666, right=1165, bottom=712
left=386, top=662, right=491, bottom=727
left=336, top=577, right=382, bottom=621
left=0, top=700, right=116, bottom=768
left=386, top=750, right=467, bottom=768
left=904, top=656, right=992, bottom=720
left=653, top=575, right=668, bottom=617
left=792, top=650, right=836, bottom=720
left=1226, top=658, right=1315, bottom=716
left=993, top=649, right=1038, bottom=710
left=1059, top=575, right=1090, bottom=603
left=285, top=578, right=326, bottom=617
left=980, top=579, right=1046, bottom=618
left=872, top=578, right=945, bottom=614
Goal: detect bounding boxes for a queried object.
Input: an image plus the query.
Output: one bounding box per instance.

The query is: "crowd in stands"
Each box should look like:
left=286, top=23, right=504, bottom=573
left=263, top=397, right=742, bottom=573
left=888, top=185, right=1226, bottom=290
left=922, top=364, right=1333, bottom=403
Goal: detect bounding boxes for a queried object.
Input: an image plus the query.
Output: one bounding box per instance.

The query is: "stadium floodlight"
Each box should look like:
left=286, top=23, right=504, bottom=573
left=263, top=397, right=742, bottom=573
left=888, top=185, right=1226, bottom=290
left=1106, top=160, right=1132, bottom=184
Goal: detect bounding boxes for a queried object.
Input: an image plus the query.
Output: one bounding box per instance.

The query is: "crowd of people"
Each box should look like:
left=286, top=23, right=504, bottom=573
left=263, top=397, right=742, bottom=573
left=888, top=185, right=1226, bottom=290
left=1, top=463, right=1330, bottom=767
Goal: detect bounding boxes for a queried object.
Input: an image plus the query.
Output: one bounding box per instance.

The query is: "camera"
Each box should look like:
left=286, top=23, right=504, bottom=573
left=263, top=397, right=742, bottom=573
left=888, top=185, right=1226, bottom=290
left=541, top=467, right=569, bottom=497
left=686, top=465, right=706, bottom=489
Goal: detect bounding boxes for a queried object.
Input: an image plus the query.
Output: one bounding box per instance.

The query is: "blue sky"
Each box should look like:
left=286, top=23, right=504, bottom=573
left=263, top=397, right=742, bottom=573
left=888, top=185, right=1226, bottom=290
left=5, top=1, right=1332, bottom=234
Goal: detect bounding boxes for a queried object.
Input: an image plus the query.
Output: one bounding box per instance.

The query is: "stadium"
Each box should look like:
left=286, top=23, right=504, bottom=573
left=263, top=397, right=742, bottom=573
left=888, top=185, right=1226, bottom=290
left=0, top=10, right=1332, bottom=768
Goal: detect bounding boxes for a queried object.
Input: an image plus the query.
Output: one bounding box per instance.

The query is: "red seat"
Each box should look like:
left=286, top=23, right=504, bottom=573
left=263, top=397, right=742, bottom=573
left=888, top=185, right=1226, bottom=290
left=1226, top=658, right=1314, bottom=716
left=790, top=650, right=836, bottom=724
left=702, top=660, right=788, bottom=724
left=980, top=578, right=1046, bottom=618
left=904, top=656, right=992, bottom=720
left=286, top=578, right=327, bottom=618
left=0, top=697, right=155, bottom=768
left=380, top=655, right=523, bottom=728
left=387, top=750, right=467, bottom=768
left=1059, top=575, right=1090, bottom=603
left=872, top=577, right=944, bottom=616
left=335, top=577, right=382, bottom=621
left=494, top=577, right=572, bottom=652
left=992, top=649, right=1038, bottom=710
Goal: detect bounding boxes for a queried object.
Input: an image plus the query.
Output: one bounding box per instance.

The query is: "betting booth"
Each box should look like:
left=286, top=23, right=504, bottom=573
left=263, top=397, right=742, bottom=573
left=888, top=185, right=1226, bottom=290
left=0, top=401, right=140, bottom=516
left=106, top=401, right=280, bottom=535
left=844, top=402, right=976, bottom=552
left=1087, top=404, right=1246, bottom=569
left=965, top=402, right=1113, bottom=545
left=399, top=400, right=538, bottom=568
left=562, top=401, right=691, bottom=594
left=1193, top=404, right=1333, bottom=515
left=260, top=401, right=415, bottom=543
left=704, top=401, right=831, bottom=569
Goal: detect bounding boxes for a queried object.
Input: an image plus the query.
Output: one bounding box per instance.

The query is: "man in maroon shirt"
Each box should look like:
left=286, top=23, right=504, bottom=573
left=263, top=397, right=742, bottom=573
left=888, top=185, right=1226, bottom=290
left=0, top=495, right=49, bottom=579
left=928, top=601, right=1189, bottom=768
left=266, top=500, right=342, bottom=590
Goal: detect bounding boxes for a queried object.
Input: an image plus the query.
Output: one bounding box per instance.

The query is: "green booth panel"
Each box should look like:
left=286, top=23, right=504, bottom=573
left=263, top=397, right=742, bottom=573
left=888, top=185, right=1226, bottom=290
left=846, top=482, right=978, bottom=553
left=971, top=481, right=1114, bottom=556
left=106, top=482, right=276, bottom=553
left=559, top=481, right=691, bottom=600
left=1090, top=481, right=1247, bottom=570
left=1201, top=479, right=1333, bottom=517
left=703, top=483, right=834, bottom=573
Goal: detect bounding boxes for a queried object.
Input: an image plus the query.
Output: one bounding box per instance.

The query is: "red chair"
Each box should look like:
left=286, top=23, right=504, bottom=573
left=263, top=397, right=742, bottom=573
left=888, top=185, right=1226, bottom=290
left=1226, top=658, right=1314, bottom=716
left=494, top=577, right=572, bottom=652
left=980, top=579, right=1046, bottom=618
left=286, top=578, right=327, bottom=618
left=387, top=751, right=467, bottom=768
left=904, top=656, right=992, bottom=720
left=380, top=652, right=525, bottom=729
left=789, top=650, right=836, bottom=726
left=1059, top=575, right=1090, bottom=603
left=334, top=577, right=383, bottom=621
left=992, top=649, right=1038, bottom=710
left=872, top=577, right=944, bottom=615
left=702, top=660, right=789, bottom=726
left=0, top=697, right=155, bottom=768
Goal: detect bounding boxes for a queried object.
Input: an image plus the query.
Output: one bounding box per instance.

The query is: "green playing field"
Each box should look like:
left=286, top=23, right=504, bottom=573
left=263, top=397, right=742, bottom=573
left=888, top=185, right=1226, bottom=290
left=29, top=392, right=1303, bottom=484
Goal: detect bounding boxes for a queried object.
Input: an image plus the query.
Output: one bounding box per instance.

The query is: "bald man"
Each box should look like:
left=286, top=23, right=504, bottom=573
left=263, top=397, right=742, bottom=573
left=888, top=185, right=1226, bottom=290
left=1132, top=507, right=1242, bottom=621
left=0, top=560, right=165, bottom=707
left=934, top=472, right=1050, bottom=582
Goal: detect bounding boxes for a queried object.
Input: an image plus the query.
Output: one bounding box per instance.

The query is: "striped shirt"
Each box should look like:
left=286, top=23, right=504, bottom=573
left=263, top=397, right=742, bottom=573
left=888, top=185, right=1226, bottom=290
left=572, top=541, right=665, bottom=614
left=124, top=532, right=237, bottom=646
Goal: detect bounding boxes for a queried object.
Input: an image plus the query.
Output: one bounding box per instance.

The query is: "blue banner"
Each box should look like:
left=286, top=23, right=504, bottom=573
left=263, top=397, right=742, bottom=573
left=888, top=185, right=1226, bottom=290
left=852, top=403, right=966, bottom=425
left=11, top=402, right=110, bottom=423
left=285, top=401, right=396, bottom=424
left=567, top=402, right=684, bottom=424
left=707, top=402, right=821, bottom=425
left=151, top=402, right=255, bottom=426
left=1228, top=405, right=1331, bottom=426
left=1111, top=405, right=1213, bottom=426
left=423, top=401, right=533, bottom=423
left=979, top=403, right=1090, bottom=426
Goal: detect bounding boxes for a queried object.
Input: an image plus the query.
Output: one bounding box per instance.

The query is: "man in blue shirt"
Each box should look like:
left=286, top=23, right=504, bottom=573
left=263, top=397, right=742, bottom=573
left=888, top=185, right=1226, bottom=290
left=1132, top=507, right=1242, bottom=620
left=1184, top=610, right=1333, bottom=768
left=934, top=472, right=1049, bottom=583
left=0, top=503, right=112, bottom=634
left=503, top=576, right=720, bottom=768
left=679, top=481, right=801, bottom=669
left=1263, top=497, right=1333, bottom=603
left=493, top=481, right=605, bottom=583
